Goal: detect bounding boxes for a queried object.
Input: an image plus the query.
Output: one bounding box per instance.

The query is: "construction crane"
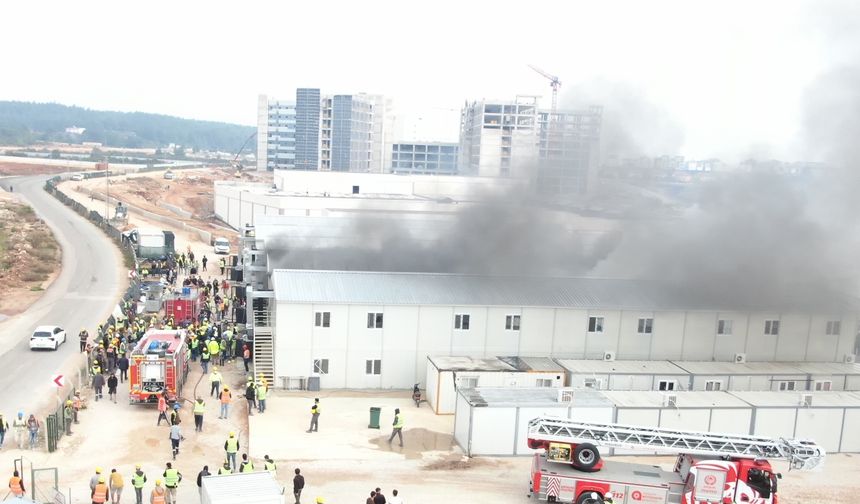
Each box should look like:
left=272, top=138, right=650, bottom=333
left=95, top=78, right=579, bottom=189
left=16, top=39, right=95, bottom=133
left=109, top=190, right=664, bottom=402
left=527, top=417, right=825, bottom=471
left=230, top=132, right=257, bottom=177
left=528, top=64, right=561, bottom=115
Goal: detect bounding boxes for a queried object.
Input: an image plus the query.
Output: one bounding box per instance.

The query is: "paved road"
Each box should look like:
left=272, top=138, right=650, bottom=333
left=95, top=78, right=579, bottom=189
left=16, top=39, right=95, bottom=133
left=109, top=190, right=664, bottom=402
left=0, top=175, right=124, bottom=415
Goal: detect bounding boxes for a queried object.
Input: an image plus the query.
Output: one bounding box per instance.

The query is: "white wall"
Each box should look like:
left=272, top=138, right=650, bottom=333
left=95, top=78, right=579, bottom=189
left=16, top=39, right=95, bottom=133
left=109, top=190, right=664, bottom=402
left=840, top=409, right=860, bottom=452
left=794, top=408, right=844, bottom=453
left=469, top=407, right=518, bottom=455
left=453, top=392, right=472, bottom=452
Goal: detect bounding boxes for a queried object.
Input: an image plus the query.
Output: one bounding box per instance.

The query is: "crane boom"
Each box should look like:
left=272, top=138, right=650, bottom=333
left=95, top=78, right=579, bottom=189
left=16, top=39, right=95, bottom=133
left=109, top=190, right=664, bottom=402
left=527, top=64, right=562, bottom=117
left=528, top=417, right=825, bottom=471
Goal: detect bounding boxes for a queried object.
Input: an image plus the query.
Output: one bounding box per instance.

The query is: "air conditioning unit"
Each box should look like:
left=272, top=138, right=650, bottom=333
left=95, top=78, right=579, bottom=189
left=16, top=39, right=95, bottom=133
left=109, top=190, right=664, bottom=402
left=557, top=388, right=575, bottom=403
left=800, top=394, right=813, bottom=407
left=734, top=353, right=747, bottom=364
left=603, top=351, right=616, bottom=362
left=844, top=354, right=856, bottom=364
left=664, top=393, right=678, bottom=408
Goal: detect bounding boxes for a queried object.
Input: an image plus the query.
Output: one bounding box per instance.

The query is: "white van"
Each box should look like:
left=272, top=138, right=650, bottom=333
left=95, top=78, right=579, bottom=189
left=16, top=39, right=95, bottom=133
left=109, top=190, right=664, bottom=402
left=213, top=237, right=230, bottom=255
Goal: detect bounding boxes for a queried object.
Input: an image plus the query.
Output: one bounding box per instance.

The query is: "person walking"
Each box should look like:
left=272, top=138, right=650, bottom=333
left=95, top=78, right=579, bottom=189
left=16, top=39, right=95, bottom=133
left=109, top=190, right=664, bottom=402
left=107, top=373, right=119, bottom=403
left=118, top=353, right=130, bottom=383
left=93, top=372, right=105, bottom=401
left=131, top=464, right=147, bottom=504
left=217, top=460, right=231, bottom=475
left=219, top=387, right=231, bottom=419
left=292, top=468, right=304, bottom=504
left=196, top=465, right=210, bottom=502
left=150, top=479, right=167, bottom=504
left=73, top=392, right=82, bottom=424
left=26, top=414, right=39, bottom=450
left=200, top=347, right=210, bottom=374
left=373, top=488, right=386, bottom=504
left=169, top=403, right=180, bottom=426
left=242, top=345, right=251, bottom=372
left=387, top=408, right=404, bottom=447
left=209, top=368, right=222, bottom=397
left=256, top=379, right=268, bottom=414
left=193, top=398, right=205, bottom=432
left=109, top=468, right=124, bottom=504
left=366, top=491, right=376, bottom=504
left=219, top=258, right=226, bottom=276
left=162, top=463, right=181, bottom=504
left=79, top=327, right=89, bottom=352
left=156, top=395, right=169, bottom=426
left=64, top=400, right=74, bottom=435
left=12, top=411, right=26, bottom=449
left=263, top=455, right=276, bottom=476
left=244, top=380, right=256, bottom=416
left=92, top=475, right=109, bottom=504
left=306, top=398, right=320, bottom=433
left=239, top=453, right=254, bottom=473
left=169, top=422, right=182, bottom=459
left=90, top=468, right=103, bottom=493
left=224, top=432, right=239, bottom=472
left=0, top=413, right=8, bottom=447
left=8, top=470, right=25, bottom=498
left=388, top=489, right=403, bottom=504
left=201, top=255, right=208, bottom=271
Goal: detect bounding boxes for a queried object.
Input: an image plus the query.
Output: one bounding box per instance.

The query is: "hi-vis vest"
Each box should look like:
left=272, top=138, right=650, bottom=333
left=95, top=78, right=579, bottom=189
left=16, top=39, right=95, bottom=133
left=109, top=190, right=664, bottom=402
left=240, top=461, right=254, bottom=473
left=9, top=476, right=24, bottom=495
left=92, top=483, right=109, bottom=503
left=193, top=401, right=205, bottom=414
left=218, top=466, right=231, bottom=475
left=164, top=469, right=179, bottom=488
left=132, top=472, right=146, bottom=488
left=393, top=413, right=404, bottom=429
left=264, top=461, right=276, bottom=473
left=225, top=437, right=238, bottom=453
left=151, top=488, right=166, bottom=504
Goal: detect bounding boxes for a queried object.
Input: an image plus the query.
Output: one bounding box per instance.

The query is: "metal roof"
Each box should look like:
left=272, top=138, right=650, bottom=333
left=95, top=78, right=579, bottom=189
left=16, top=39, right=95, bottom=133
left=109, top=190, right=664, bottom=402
left=428, top=356, right=515, bottom=372
left=200, top=472, right=281, bottom=504
left=271, top=269, right=860, bottom=311
left=459, top=387, right=613, bottom=408
left=728, top=391, right=860, bottom=407
left=601, top=391, right=752, bottom=408
left=671, top=361, right=810, bottom=376
left=557, top=359, right=689, bottom=375
left=784, top=362, right=860, bottom=375
left=500, top=356, right=566, bottom=372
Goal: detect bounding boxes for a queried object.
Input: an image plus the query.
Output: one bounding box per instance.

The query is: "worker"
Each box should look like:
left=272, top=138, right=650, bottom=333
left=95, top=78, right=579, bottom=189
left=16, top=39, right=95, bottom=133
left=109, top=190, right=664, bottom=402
left=150, top=480, right=166, bottom=504
left=12, top=411, right=26, bottom=449
left=218, top=460, right=231, bottom=475
left=224, top=432, right=239, bottom=471
left=193, top=397, right=205, bottom=432
left=202, top=255, right=208, bottom=271
left=263, top=455, right=276, bottom=476
left=244, top=379, right=256, bottom=416
left=239, top=453, right=254, bottom=473
left=315, top=497, right=325, bottom=504
left=306, top=398, right=320, bottom=433
left=604, top=495, right=615, bottom=504
left=92, top=475, right=109, bottom=504
left=219, top=257, right=226, bottom=276
left=8, top=470, right=25, bottom=497
left=169, top=403, right=180, bottom=426
left=64, top=400, right=74, bottom=435
left=219, top=386, right=231, bottom=419
left=293, top=468, right=305, bottom=504
left=117, top=353, right=130, bottom=383
left=107, top=372, right=119, bottom=403
left=256, top=378, right=268, bottom=413
left=209, top=367, right=222, bottom=397
left=156, top=394, right=169, bottom=426
left=190, top=336, right=199, bottom=362
left=218, top=338, right=227, bottom=366
left=92, top=371, right=105, bottom=401
left=242, top=344, right=251, bottom=372
left=169, top=421, right=182, bottom=460
left=79, top=327, right=89, bottom=352
left=90, top=467, right=103, bottom=492
left=387, top=408, right=404, bottom=447
left=73, top=392, right=83, bottom=423
left=26, top=414, right=39, bottom=450
left=196, top=465, right=210, bottom=501
left=109, top=468, right=124, bottom=504
left=0, top=413, right=8, bottom=447
left=200, top=347, right=210, bottom=374
left=162, top=462, right=181, bottom=504
left=131, top=464, right=147, bottom=504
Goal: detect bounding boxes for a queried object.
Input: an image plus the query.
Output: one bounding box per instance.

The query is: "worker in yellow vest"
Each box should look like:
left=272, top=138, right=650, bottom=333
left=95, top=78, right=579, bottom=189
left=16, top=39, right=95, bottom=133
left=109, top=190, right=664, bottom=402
left=239, top=453, right=254, bottom=473
left=162, top=462, right=181, bottom=504
left=193, top=398, right=205, bottom=432
left=131, top=464, right=147, bottom=504
left=263, top=455, right=277, bottom=476
left=218, top=460, right=231, bottom=475
left=91, top=475, right=109, bottom=504
left=388, top=408, right=405, bottom=447
left=224, top=432, right=239, bottom=472
left=8, top=470, right=25, bottom=497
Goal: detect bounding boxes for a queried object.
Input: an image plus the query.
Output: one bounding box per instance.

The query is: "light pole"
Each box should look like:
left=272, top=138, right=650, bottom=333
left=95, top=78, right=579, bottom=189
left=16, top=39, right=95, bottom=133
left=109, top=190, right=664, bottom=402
left=104, top=158, right=109, bottom=225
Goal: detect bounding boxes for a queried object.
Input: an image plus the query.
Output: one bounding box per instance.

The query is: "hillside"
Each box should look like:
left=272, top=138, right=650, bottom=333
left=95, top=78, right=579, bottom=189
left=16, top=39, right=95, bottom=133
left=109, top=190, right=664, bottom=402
left=0, top=101, right=255, bottom=152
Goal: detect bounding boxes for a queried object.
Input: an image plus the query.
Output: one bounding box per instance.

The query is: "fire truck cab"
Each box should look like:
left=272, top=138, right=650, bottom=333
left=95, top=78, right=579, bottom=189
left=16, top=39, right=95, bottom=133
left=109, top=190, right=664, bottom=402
left=129, top=329, right=189, bottom=404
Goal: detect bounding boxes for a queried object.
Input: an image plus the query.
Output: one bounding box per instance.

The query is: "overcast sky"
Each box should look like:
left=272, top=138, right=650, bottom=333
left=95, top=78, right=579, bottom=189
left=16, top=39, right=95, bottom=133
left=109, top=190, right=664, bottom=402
left=0, top=0, right=855, bottom=159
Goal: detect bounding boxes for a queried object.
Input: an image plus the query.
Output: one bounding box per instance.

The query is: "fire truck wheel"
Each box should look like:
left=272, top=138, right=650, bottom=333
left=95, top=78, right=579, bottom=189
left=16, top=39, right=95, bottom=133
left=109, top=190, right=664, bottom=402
left=573, top=443, right=600, bottom=470
left=575, top=492, right=603, bottom=504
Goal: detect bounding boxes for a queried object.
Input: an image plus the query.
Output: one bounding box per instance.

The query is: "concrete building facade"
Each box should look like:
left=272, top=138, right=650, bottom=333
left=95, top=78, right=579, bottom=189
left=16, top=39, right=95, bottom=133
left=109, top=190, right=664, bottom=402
left=256, top=95, right=296, bottom=171
left=265, top=270, right=859, bottom=391
left=390, top=142, right=459, bottom=174
left=294, top=88, right=321, bottom=171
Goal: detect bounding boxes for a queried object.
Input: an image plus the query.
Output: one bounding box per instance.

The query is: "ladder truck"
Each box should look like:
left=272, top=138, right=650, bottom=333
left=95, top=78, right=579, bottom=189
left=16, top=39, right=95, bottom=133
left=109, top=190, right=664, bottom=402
left=526, top=417, right=825, bottom=504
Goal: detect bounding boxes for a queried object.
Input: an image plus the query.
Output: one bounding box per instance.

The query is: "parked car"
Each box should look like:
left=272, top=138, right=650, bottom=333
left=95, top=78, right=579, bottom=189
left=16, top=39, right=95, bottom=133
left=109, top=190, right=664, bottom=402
left=71, top=173, right=85, bottom=181
left=213, top=237, right=230, bottom=254
left=30, top=325, right=66, bottom=351
left=163, top=170, right=175, bottom=180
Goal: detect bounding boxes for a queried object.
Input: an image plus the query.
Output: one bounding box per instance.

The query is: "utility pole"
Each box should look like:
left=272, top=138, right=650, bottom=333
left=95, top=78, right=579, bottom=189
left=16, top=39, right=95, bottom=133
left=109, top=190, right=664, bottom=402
left=104, top=158, right=109, bottom=225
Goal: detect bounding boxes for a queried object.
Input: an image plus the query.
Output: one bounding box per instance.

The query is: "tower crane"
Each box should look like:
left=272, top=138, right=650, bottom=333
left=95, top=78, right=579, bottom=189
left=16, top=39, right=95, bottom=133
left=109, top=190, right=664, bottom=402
left=528, top=64, right=561, bottom=115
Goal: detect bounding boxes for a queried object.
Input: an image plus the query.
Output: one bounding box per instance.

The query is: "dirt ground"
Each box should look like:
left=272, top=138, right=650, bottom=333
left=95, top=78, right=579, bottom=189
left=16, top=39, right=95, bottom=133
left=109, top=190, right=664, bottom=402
left=0, top=189, right=61, bottom=316
left=0, top=160, right=70, bottom=176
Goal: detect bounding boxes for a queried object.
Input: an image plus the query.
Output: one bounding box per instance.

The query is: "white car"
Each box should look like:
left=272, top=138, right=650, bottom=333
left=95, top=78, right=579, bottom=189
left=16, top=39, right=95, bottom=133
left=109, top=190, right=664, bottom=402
left=213, top=237, right=230, bottom=255
left=30, top=325, right=66, bottom=351
left=71, top=173, right=85, bottom=181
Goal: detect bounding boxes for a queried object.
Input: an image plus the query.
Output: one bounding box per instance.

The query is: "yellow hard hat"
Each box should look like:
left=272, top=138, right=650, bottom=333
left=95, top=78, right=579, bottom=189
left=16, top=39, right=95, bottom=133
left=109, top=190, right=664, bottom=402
left=135, top=464, right=141, bottom=469
left=229, top=431, right=235, bottom=437
left=316, top=497, right=325, bottom=504
left=96, top=467, right=103, bottom=473
left=155, top=479, right=163, bottom=486
left=98, top=476, right=105, bottom=483
left=212, top=366, right=218, bottom=371
left=66, top=400, right=72, bottom=405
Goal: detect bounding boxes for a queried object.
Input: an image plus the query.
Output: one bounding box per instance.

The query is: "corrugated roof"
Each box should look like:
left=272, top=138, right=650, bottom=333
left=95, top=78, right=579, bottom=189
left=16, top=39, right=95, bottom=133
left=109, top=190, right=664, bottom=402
left=500, top=356, right=566, bottom=372
left=671, top=361, right=810, bottom=375
left=271, top=269, right=860, bottom=311
left=557, top=360, right=689, bottom=375
left=785, top=362, right=860, bottom=375
left=200, top=472, right=281, bottom=504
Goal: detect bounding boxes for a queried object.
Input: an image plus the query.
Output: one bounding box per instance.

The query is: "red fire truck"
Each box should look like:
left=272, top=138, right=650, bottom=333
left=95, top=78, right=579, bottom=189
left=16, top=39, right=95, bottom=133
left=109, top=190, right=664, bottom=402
left=164, top=287, right=203, bottom=324
left=129, top=329, right=189, bottom=404
left=527, top=417, right=824, bottom=504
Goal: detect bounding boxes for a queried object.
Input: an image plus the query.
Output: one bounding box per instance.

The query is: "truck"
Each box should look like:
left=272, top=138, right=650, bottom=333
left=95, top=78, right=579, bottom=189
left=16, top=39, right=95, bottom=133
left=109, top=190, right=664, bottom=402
left=128, top=329, right=189, bottom=404
left=201, top=471, right=284, bottom=504
left=526, top=417, right=824, bottom=504
left=125, top=228, right=176, bottom=260
left=163, top=286, right=204, bottom=324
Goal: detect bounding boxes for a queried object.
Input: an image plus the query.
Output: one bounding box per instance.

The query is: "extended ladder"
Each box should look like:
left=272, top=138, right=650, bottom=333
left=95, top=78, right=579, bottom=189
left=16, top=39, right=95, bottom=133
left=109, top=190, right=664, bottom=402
left=528, top=417, right=825, bottom=470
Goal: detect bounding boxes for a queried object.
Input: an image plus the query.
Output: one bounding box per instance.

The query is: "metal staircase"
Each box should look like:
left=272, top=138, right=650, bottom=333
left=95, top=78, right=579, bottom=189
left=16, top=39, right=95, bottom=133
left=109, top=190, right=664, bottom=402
left=251, top=298, right=275, bottom=384
left=528, top=417, right=825, bottom=470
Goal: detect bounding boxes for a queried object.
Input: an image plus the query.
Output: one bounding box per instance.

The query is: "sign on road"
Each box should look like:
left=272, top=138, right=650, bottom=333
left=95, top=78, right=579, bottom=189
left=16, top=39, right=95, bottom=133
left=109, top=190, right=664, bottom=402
left=52, top=374, right=65, bottom=387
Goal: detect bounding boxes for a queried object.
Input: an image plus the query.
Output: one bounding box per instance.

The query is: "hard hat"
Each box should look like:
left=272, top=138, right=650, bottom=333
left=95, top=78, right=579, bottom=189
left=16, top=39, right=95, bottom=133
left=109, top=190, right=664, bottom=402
left=229, top=431, right=235, bottom=437
left=99, top=476, right=105, bottom=483
left=135, top=464, right=141, bottom=469
left=81, top=327, right=86, bottom=331
left=66, top=400, right=72, bottom=405
left=155, top=479, right=163, bottom=486
left=316, top=497, right=325, bottom=504
left=96, top=467, right=103, bottom=473
left=173, top=403, right=180, bottom=410
left=223, top=386, right=229, bottom=391
left=212, top=366, right=218, bottom=371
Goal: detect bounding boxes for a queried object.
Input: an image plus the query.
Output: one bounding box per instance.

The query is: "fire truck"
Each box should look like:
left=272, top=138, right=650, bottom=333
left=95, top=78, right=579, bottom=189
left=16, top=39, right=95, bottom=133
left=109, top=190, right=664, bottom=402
left=527, top=417, right=825, bottom=504
left=129, top=329, right=189, bottom=404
